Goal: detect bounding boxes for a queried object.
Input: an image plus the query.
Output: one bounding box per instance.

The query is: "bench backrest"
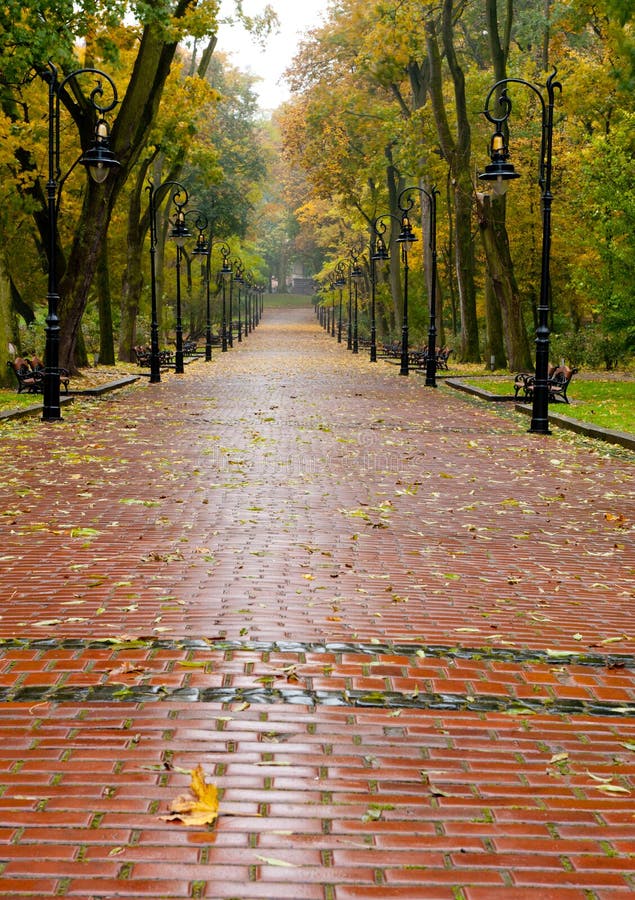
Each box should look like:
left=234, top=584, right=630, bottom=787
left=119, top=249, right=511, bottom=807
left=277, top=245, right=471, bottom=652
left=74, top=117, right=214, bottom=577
left=550, top=365, right=578, bottom=385
left=12, top=357, right=32, bottom=374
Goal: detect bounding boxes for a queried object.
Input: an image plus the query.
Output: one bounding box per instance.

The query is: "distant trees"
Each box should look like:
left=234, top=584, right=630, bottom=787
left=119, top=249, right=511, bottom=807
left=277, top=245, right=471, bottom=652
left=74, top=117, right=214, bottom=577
left=278, top=0, right=634, bottom=367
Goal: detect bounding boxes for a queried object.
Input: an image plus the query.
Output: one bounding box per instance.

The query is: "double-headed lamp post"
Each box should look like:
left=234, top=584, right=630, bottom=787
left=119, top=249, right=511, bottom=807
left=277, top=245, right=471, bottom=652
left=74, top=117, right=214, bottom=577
left=397, top=186, right=440, bottom=387
left=40, top=62, right=120, bottom=421
left=479, top=68, right=562, bottom=435
left=147, top=180, right=189, bottom=382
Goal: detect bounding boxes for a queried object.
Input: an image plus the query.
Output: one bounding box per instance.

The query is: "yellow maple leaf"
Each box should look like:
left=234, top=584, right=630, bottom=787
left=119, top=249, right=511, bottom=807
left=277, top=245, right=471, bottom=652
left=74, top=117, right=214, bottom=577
left=161, top=765, right=219, bottom=827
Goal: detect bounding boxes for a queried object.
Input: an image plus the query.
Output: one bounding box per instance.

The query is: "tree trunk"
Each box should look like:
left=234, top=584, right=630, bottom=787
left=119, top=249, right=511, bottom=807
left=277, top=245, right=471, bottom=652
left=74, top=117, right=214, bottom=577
left=385, top=142, right=403, bottom=330
left=476, top=192, right=532, bottom=371
left=0, top=257, right=14, bottom=387
left=97, top=239, right=115, bottom=365
left=480, top=0, right=531, bottom=371
left=57, top=0, right=199, bottom=372
left=426, top=8, right=480, bottom=361
left=484, top=278, right=506, bottom=370
left=119, top=158, right=152, bottom=361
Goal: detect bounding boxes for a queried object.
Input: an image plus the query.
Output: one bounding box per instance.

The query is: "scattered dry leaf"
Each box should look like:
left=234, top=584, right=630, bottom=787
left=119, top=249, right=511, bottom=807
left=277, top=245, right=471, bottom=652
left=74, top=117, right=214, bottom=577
left=161, top=765, right=219, bottom=827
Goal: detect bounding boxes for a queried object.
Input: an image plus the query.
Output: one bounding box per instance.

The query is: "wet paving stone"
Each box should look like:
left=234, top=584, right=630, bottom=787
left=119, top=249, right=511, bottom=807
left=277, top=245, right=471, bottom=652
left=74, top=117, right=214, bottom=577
left=0, top=306, right=633, bottom=898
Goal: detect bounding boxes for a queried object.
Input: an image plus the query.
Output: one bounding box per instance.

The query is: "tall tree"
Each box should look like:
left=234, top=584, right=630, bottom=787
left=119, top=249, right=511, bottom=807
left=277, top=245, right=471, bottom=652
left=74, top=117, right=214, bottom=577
left=0, top=1, right=220, bottom=371
left=476, top=0, right=532, bottom=371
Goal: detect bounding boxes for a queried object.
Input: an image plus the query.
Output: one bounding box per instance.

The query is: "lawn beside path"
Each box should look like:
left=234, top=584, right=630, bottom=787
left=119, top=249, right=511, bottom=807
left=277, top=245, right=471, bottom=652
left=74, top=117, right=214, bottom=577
left=0, top=304, right=634, bottom=899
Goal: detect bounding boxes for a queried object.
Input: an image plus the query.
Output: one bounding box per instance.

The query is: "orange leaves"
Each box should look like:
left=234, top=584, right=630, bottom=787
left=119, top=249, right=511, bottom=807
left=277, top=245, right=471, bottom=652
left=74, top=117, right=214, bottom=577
left=161, top=765, right=219, bottom=828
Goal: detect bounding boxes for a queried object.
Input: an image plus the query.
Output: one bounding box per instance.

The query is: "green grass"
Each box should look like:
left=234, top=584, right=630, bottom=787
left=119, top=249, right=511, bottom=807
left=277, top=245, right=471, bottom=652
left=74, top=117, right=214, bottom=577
left=264, top=293, right=314, bottom=309
left=461, top=376, right=635, bottom=434
left=0, top=390, right=43, bottom=415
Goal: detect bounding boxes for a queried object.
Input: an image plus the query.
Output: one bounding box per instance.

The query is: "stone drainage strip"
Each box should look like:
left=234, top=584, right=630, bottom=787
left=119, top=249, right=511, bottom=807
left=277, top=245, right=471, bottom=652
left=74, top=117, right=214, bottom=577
left=1, top=637, right=633, bottom=719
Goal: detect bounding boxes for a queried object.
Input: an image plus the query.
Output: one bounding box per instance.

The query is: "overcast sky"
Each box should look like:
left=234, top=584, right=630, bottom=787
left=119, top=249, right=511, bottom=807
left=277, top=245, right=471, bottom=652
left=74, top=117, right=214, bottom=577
left=216, top=0, right=328, bottom=110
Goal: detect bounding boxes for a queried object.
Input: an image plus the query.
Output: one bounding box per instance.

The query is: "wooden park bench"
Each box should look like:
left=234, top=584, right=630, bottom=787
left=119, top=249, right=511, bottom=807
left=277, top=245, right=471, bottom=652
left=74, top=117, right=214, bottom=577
left=380, top=341, right=401, bottom=358
left=7, top=358, right=69, bottom=394
left=134, top=346, right=174, bottom=366
left=513, top=365, right=578, bottom=404
left=408, top=346, right=453, bottom=370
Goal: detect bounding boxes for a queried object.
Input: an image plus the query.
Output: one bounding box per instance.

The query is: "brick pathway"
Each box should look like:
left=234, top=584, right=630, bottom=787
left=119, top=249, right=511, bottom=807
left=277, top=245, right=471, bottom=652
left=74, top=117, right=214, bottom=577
left=0, top=305, right=634, bottom=899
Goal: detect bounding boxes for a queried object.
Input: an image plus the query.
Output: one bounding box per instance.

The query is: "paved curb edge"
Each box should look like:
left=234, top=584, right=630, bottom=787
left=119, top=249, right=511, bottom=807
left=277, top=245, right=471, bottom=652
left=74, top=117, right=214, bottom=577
left=0, top=375, right=140, bottom=422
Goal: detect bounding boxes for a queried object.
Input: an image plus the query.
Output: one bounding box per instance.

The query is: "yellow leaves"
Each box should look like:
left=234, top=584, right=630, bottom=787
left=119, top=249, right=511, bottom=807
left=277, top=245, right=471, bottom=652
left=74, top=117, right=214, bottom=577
left=161, top=765, right=219, bottom=828
left=604, top=512, right=629, bottom=528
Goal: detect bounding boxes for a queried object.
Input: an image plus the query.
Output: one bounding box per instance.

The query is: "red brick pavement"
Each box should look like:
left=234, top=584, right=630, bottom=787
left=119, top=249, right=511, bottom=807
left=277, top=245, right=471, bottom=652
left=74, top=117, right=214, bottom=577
left=0, top=305, right=633, bottom=898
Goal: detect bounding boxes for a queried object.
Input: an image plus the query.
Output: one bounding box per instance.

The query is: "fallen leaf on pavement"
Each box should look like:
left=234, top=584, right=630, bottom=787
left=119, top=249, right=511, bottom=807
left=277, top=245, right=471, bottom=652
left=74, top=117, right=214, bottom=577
left=161, top=765, right=219, bottom=827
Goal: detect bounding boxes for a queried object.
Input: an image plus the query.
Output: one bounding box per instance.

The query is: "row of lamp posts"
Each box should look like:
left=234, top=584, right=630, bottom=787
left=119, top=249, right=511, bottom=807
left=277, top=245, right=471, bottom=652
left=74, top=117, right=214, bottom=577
left=146, top=180, right=264, bottom=385
left=318, top=69, right=560, bottom=434
left=40, top=55, right=558, bottom=435
left=38, top=59, right=265, bottom=419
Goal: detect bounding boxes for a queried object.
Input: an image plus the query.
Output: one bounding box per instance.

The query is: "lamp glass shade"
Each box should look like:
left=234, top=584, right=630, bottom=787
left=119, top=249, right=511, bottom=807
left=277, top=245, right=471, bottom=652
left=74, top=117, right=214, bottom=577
left=81, top=120, right=120, bottom=183
left=397, top=214, right=416, bottom=244
left=192, top=234, right=210, bottom=256
left=372, top=236, right=390, bottom=261
left=170, top=213, right=191, bottom=247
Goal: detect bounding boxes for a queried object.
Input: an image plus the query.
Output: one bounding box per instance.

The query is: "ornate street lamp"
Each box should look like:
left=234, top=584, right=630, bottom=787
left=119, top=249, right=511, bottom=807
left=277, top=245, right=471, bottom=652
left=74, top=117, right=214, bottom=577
left=244, top=273, right=252, bottom=335
left=370, top=219, right=392, bottom=363
left=201, top=238, right=232, bottom=358
left=328, top=275, right=337, bottom=337
left=227, top=257, right=242, bottom=349
left=40, top=62, right=120, bottom=420
left=169, top=198, right=193, bottom=374
left=232, top=259, right=244, bottom=342
left=190, top=215, right=212, bottom=362
left=147, top=180, right=190, bottom=381
left=396, top=186, right=440, bottom=387
left=349, top=248, right=363, bottom=354
left=395, top=195, right=417, bottom=376
left=479, top=69, right=562, bottom=435
left=219, top=247, right=232, bottom=351
left=334, top=263, right=346, bottom=343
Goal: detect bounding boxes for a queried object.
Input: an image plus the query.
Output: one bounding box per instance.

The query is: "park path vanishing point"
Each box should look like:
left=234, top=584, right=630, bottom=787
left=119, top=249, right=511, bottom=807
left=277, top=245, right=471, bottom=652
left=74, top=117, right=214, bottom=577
left=0, top=304, right=634, bottom=899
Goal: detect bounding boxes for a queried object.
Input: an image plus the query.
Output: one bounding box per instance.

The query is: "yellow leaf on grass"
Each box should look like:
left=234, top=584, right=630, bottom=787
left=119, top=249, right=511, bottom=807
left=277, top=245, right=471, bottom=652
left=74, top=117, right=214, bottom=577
left=161, top=765, right=219, bottom=827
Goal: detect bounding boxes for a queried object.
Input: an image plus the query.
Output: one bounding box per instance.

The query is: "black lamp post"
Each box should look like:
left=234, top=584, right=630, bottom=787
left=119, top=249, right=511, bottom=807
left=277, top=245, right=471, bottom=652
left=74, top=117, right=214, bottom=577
left=147, top=180, right=189, bottom=382
left=190, top=215, right=212, bottom=362
left=346, top=262, right=353, bottom=350
left=219, top=246, right=232, bottom=351
left=254, top=285, right=260, bottom=327
left=227, top=258, right=241, bottom=348
left=204, top=238, right=231, bottom=357
left=169, top=198, right=192, bottom=374
left=479, top=69, right=562, bottom=435
left=233, top=260, right=244, bottom=342
left=334, top=263, right=346, bottom=343
left=40, top=62, right=120, bottom=420
left=396, top=186, right=440, bottom=387
left=329, top=276, right=337, bottom=337
left=395, top=198, right=416, bottom=376
left=349, top=248, right=363, bottom=354
left=370, top=219, right=392, bottom=363
left=244, top=274, right=252, bottom=335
